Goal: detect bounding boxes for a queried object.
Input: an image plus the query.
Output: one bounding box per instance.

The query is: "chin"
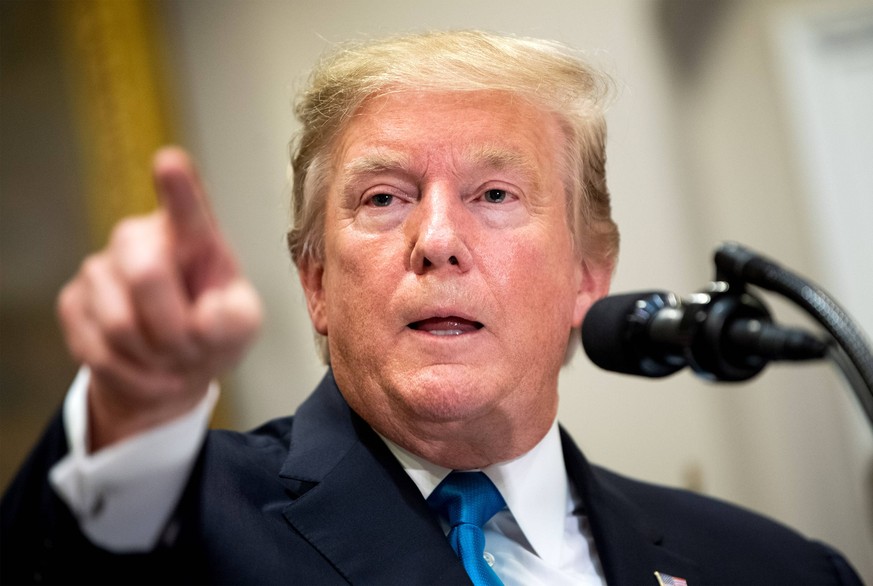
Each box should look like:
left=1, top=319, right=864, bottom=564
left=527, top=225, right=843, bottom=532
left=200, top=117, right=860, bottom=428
left=390, top=365, right=503, bottom=423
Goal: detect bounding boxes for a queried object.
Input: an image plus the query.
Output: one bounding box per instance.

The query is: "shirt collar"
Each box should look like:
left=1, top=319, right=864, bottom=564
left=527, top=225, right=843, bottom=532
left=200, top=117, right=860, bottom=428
left=382, top=420, right=569, bottom=566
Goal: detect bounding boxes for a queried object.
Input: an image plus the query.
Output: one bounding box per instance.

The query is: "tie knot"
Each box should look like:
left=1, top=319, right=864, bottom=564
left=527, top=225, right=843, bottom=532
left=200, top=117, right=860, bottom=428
left=427, top=471, right=506, bottom=529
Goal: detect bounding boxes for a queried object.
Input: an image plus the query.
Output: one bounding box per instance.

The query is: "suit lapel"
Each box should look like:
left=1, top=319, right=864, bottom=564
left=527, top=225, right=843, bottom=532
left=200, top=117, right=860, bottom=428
left=561, top=428, right=704, bottom=586
left=279, top=372, right=470, bottom=585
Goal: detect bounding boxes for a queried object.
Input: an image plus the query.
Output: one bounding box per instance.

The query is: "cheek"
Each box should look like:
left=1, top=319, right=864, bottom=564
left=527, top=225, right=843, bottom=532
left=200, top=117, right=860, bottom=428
left=498, top=226, right=576, bottom=287
left=496, top=233, right=579, bottom=326
left=324, top=234, right=398, bottom=332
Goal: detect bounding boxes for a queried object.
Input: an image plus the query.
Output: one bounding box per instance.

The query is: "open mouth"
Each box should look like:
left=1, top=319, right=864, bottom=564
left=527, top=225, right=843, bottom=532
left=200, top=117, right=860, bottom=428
left=408, top=317, right=484, bottom=336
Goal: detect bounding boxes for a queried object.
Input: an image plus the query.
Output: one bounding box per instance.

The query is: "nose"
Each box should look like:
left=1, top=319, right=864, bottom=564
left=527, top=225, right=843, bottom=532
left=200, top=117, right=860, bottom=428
left=408, top=185, right=473, bottom=274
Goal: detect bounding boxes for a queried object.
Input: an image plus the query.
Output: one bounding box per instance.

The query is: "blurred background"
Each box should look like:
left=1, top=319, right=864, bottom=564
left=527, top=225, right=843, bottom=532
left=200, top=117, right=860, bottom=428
left=2, top=0, right=871, bottom=580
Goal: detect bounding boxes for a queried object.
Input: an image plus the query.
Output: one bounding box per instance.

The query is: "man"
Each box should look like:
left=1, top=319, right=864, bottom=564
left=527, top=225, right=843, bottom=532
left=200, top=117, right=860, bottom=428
left=1, top=30, right=862, bottom=585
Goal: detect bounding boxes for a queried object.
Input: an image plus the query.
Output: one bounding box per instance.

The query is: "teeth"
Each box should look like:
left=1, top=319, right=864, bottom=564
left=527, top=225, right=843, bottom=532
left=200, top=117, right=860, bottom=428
left=429, top=329, right=463, bottom=336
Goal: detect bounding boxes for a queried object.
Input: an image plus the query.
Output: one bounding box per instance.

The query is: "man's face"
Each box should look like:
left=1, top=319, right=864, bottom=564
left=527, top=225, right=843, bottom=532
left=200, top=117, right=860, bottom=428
left=300, top=90, right=609, bottom=460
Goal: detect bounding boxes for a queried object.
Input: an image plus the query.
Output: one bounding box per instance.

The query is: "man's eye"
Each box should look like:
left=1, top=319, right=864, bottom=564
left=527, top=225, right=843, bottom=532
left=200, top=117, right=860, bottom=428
left=483, top=189, right=508, bottom=203
left=370, top=193, right=394, bottom=207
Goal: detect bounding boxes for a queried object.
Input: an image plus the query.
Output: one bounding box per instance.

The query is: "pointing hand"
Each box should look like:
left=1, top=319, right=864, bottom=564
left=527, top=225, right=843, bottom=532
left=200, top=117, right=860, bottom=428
left=57, top=148, right=263, bottom=450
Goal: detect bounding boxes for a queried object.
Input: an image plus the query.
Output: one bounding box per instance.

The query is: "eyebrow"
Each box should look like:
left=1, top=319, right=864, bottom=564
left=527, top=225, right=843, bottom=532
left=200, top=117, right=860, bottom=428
left=337, top=150, right=416, bottom=207
left=467, top=144, right=527, bottom=170
left=340, top=144, right=542, bottom=192
left=342, top=150, right=414, bottom=181
left=465, top=144, right=541, bottom=190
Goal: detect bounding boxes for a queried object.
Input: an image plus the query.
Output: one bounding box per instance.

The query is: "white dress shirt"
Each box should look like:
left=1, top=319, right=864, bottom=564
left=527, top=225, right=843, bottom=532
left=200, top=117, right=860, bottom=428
left=49, top=370, right=605, bottom=584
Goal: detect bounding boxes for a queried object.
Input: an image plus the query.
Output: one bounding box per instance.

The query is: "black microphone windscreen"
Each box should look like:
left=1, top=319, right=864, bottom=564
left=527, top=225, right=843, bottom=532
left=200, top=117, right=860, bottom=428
left=582, top=292, right=659, bottom=376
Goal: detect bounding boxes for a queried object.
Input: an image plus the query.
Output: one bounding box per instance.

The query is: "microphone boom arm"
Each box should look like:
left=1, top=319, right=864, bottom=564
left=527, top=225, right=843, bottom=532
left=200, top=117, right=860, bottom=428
left=715, top=242, right=873, bottom=428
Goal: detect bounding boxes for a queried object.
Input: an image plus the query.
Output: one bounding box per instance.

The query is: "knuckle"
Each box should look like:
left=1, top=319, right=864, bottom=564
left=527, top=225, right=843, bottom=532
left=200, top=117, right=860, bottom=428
left=56, top=281, right=77, bottom=321
left=62, top=331, right=86, bottom=363
left=120, top=250, right=170, bottom=294
left=56, top=283, right=88, bottom=358
left=102, top=313, right=136, bottom=346
left=87, top=349, right=116, bottom=381
left=80, top=254, right=108, bottom=282
left=129, top=261, right=168, bottom=290
left=110, top=217, right=172, bottom=286
left=125, top=249, right=172, bottom=291
left=109, top=216, right=149, bottom=246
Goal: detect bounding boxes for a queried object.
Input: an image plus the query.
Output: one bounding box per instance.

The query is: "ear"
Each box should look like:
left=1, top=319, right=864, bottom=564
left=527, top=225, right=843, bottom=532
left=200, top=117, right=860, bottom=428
left=571, top=257, right=613, bottom=328
left=298, top=257, right=329, bottom=335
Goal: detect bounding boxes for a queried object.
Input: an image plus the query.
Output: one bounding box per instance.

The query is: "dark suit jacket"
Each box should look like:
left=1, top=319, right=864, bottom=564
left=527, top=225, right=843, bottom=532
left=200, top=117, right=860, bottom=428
left=1, top=371, right=863, bottom=585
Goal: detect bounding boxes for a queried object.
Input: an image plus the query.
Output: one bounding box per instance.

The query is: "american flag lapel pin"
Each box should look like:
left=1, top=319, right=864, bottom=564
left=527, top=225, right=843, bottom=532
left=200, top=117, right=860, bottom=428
left=654, top=571, right=688, bottom=586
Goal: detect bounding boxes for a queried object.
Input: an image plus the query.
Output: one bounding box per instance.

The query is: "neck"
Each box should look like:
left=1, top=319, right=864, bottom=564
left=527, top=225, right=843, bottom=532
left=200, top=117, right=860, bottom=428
left=361, top=391, right=558, bottom=470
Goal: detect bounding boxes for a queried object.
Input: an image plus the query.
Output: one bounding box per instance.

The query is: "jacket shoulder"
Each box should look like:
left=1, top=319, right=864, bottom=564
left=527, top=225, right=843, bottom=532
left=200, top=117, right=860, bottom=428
left=590, top=465, right=862, bottom=585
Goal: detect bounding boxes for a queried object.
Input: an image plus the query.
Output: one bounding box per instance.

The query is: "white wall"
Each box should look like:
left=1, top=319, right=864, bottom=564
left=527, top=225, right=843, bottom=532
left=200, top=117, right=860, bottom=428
left=658, top=0, right=872, bottom=576
left=163, top=0, right=872, bottom=580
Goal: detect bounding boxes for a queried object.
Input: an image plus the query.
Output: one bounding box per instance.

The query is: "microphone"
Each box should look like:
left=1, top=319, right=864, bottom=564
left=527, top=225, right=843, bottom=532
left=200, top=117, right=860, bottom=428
left=581, top=285, right=829, bottom=381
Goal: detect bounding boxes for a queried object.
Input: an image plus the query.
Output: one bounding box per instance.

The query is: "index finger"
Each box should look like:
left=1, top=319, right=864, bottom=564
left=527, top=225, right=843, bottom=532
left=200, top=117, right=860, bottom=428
left=152, top=146, right=219, bottom=255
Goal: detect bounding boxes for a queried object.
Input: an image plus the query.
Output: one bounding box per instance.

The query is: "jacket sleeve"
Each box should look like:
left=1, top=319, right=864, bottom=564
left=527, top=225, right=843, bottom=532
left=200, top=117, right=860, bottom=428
left=0, top=381, right=216, bottom=585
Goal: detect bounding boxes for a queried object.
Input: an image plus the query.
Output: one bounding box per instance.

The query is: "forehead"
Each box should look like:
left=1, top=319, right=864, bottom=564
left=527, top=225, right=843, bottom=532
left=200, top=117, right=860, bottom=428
left=332, top=90, right=566, bottom=178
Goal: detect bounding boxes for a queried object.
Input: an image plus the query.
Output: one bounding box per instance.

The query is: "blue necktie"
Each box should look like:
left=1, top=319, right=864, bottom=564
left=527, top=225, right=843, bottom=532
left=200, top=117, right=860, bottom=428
left=427, top=471, right=506, bottom=586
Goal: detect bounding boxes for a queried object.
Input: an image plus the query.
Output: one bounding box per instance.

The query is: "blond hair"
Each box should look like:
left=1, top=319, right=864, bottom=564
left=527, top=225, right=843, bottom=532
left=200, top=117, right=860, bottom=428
left=286, top=30, right=619, bottom=362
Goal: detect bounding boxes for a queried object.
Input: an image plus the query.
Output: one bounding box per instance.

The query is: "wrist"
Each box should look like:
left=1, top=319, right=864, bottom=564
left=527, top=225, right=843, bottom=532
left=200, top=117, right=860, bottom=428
left=87, top=376, right=210, bottom=452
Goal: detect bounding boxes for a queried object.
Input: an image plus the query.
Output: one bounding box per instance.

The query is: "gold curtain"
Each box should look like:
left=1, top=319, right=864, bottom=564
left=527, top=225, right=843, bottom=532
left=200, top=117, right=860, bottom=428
left=58, top=0, right=176, bottom=247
